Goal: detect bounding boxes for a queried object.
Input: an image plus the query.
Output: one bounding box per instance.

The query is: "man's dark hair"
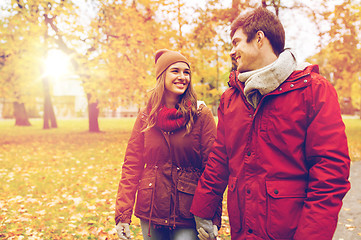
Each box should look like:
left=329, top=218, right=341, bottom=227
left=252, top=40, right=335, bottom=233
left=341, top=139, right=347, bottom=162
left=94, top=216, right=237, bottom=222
left=230, top=7, right=285, bottom=56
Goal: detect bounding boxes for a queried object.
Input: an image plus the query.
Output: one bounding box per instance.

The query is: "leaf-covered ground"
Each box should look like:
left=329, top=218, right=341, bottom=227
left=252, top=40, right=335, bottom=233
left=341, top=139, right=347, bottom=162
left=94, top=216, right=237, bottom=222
left=0, top=117, right=359, bottom=239
left=0, top=118, right=228, bottom=239
left=0, top=119, right=133, bottom=239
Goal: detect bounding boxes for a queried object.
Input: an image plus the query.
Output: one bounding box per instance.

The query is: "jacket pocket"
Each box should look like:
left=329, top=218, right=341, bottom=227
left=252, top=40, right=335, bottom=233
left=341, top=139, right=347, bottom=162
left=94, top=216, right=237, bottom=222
left=227, top=176, right=242, bottom=233
left=135, top=177, right=155, bottom=215
left=177, top=179, right=197, bottom=219
left=266, top=180, right=307, bottom=239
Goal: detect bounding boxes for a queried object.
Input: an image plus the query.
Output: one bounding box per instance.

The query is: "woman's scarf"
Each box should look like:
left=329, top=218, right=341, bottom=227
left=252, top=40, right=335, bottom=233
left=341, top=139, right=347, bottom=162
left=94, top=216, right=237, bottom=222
left=156, top=106, right=186, bottom=132
left=238, top=49, right=298, bottom=109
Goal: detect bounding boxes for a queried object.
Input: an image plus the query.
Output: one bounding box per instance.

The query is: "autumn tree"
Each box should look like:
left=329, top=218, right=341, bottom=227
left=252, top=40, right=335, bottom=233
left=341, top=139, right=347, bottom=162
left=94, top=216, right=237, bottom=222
left=41, top=1, right=98, bottom=131
left=0, top=0, right=84, bottom=127
left=0, top=1, right=44, bottom=126
left=307, top=1, right=361, bottom=115
left=40, top=1, right=87, bottom=128
left=326, top=1, right=361, bottom=114
left=83, top=0, right=175, bottom=123
left=188, top=2, right=230, bottom=110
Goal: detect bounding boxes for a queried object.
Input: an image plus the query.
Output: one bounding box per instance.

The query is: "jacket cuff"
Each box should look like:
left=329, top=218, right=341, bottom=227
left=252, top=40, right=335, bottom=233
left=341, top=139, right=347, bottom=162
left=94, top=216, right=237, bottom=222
left=212, top=199, right=223, bottom=229
left=115, top=209, right=132, bottom=225
left=191, top=194, right=222, bottom=219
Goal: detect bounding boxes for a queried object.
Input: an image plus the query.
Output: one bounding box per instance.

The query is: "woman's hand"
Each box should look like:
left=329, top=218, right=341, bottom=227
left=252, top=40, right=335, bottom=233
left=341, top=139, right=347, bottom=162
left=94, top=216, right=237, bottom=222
left=116, top=222, right=131, bottom=240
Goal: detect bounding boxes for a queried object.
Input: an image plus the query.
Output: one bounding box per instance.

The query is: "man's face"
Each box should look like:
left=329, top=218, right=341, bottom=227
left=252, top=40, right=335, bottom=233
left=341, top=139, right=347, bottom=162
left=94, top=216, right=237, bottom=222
left=230, top=28, right=261, bottom=73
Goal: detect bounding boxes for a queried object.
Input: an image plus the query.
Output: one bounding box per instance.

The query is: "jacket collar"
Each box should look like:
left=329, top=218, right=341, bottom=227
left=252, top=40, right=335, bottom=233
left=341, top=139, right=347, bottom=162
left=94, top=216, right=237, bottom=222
left=228, top=65, right=318, bottom=95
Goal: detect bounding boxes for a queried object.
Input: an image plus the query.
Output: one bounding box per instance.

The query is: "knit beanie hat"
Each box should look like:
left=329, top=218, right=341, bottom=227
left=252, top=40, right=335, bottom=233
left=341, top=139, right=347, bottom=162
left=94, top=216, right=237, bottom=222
left=155, top=49, right=190, bottom=79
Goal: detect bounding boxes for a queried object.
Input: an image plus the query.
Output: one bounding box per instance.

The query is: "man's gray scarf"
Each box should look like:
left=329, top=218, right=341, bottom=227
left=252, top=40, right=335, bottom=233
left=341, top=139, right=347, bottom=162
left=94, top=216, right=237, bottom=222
left=238, top=49, right=298, bottom=109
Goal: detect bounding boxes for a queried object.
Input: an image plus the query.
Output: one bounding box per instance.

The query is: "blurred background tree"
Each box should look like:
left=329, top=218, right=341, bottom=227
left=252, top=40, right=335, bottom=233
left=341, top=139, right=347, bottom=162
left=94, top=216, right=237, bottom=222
left=1, top=0, right=360, bottom=130
left=307, top=1, right=361, bottom=115
left=0, top=0, right=83, bottom=127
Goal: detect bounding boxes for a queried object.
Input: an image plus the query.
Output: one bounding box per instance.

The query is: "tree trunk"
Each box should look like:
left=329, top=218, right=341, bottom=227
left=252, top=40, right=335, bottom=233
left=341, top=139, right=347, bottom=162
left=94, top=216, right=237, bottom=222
left=87, top=93, right=100, bottom=132
left=13, top=102, right=31, bottom=126
left=262, top=0, right=267, bottom=8
left=262, top=0, right=281, bottom=16
left=231, top=0, right=241, bottom=22
left=43, top=77, right=58, bottom=129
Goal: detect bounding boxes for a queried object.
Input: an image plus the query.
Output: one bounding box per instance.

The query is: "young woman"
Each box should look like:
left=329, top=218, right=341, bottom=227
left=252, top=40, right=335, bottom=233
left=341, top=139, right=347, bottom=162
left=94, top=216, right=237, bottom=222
left=115, top=49, right=220, bottom=240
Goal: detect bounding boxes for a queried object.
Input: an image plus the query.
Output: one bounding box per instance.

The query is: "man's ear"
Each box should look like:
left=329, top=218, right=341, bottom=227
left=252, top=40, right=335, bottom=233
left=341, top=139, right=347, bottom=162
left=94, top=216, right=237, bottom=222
left=256, top=30, right=265, bottom=45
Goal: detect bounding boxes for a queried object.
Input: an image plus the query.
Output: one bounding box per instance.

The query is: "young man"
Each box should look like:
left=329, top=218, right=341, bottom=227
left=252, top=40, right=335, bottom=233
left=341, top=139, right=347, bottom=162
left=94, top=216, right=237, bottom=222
left=190, top=7, right=351, bottom=240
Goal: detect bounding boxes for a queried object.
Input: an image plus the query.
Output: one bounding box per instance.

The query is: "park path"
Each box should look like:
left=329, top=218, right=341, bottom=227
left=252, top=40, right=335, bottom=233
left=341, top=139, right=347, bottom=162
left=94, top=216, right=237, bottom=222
left=333, top=161, right=361, bottom=240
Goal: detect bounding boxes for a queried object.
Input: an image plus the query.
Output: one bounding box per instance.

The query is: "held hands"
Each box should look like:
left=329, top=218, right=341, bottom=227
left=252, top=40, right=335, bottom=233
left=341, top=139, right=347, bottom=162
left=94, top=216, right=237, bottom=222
left=194, top=215, right=218, bottom=240
left=116, top=222, right=131, bottom=240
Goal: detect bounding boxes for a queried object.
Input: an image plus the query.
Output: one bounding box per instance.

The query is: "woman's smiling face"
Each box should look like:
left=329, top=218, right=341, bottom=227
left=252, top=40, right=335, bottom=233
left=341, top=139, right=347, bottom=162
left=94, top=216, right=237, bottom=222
left=164, top=62, right=190, bottom=98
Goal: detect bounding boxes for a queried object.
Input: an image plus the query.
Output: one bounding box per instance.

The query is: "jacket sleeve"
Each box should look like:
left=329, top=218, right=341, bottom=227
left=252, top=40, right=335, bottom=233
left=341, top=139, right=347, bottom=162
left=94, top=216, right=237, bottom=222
left=115, top=111, right=145, bottom=225
left=294, top=74, right=351, bottom=239
left=200, top=106, right=217, bottom=170
left=191, top=94, right=230, bottom=220
left=198, top=106, right=223, bottom=227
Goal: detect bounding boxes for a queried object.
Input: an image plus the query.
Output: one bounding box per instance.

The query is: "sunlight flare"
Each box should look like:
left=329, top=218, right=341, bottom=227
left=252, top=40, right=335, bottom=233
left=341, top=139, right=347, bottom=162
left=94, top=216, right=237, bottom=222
left=44, top=49, right=71, bottom=78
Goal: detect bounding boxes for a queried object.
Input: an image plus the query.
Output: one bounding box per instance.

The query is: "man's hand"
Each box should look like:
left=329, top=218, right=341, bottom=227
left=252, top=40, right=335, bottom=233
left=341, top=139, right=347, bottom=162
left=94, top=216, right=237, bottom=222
left=194, top=215, right=218, bottom=240
left=116, top=222, right=131, bottom=240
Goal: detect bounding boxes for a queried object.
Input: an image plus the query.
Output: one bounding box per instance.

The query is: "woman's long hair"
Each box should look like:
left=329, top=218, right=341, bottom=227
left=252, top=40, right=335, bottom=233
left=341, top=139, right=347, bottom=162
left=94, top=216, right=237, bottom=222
left=144, top=68, right=197, bottom=134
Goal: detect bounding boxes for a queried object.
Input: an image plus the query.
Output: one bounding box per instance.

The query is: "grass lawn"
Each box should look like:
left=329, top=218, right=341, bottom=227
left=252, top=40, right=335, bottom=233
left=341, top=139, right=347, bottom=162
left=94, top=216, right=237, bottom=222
left=343, top=117, right=361, bottom=162
left=0, top=117, right=360, bottom=239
